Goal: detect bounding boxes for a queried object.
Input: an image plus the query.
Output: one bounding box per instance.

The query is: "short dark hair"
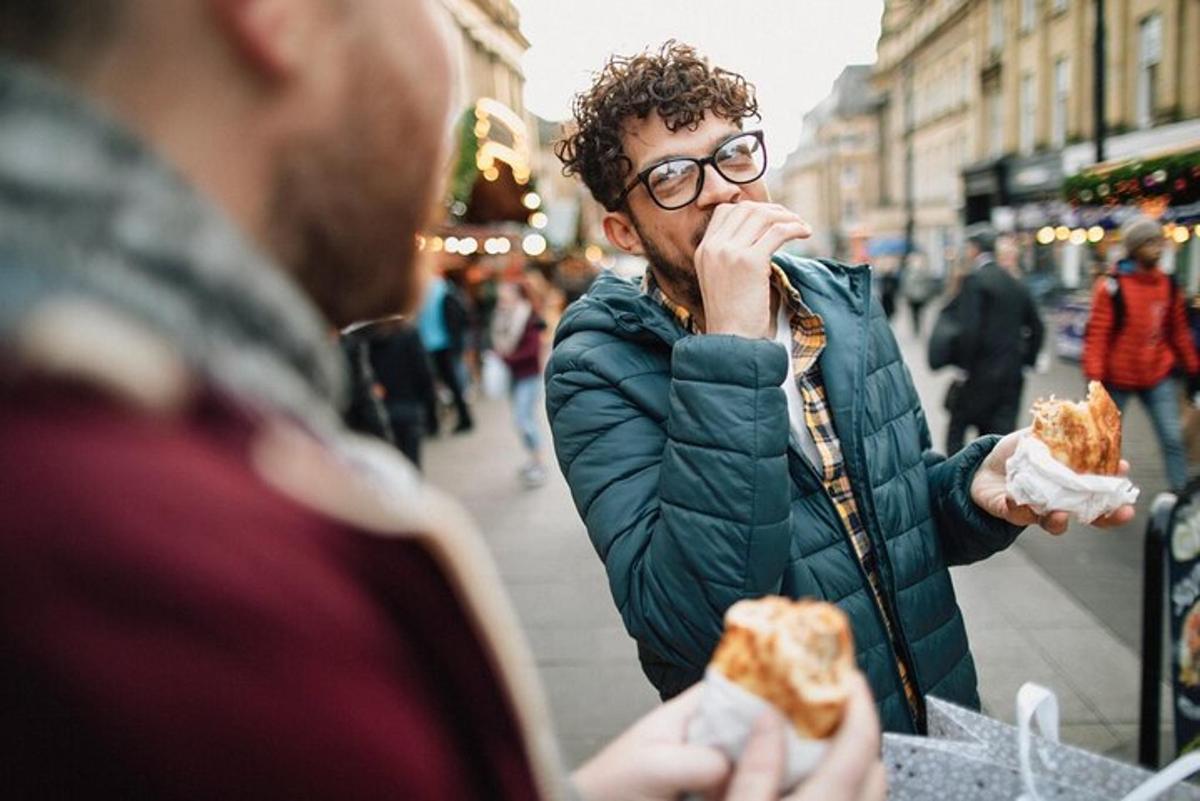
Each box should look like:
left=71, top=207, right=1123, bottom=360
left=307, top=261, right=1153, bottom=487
left=964, top=223, right=997, bottom=254
left=0, top=1, right=122, bottom=68
left=555, top=41, right=760, bottom=212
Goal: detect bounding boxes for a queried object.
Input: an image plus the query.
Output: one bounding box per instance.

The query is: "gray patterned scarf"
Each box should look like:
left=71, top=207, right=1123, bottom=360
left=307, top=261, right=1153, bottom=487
left=0, top=58, right=347, bottom=431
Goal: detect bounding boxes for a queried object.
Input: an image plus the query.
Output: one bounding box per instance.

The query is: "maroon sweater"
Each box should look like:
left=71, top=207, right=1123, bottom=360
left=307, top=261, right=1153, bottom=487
left=0, top=377, right=543, bottom=800
left=501, top=316, right=545, bottom=381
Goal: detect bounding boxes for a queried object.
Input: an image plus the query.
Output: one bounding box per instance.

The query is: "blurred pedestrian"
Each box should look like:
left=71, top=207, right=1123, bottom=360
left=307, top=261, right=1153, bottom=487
left=492, top=281, right=548, bottom=487
left=879, top=262, right=901, bottom=320
left=0, top=3, right=890, bottom=799
left=900, top=252, right=938, bottom=337
left=995, top=233, right=1022, bottom=278
left=1083, top=215, right=1200, bottom=491
left=945, top=224, right=1044, bottom=454
left=367, top=318, right=437, bottom=468
left=417, top=268, right=474, bottom=434
left=339, top=325, right=395, bottom=443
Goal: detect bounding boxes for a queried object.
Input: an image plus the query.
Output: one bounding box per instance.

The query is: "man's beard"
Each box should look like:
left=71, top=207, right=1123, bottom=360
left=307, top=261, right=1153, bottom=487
left=266, top=46, right=444, bottom=328
left=629, top=210, right=710, bottom=312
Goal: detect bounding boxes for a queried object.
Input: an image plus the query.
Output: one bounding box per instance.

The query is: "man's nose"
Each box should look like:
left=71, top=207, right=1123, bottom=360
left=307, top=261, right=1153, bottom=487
left=694, top=163, right=741, bottom=209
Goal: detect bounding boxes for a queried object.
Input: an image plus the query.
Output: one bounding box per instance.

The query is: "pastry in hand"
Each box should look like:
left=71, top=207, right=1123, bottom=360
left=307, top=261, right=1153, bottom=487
left=1031, top=380, right=1122, bottom=476
left=710, top=597, right=855, bottom=739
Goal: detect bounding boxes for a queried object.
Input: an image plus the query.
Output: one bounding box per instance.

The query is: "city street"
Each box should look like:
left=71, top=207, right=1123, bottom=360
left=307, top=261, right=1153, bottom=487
left=423, top=299, right=1182, bottom=770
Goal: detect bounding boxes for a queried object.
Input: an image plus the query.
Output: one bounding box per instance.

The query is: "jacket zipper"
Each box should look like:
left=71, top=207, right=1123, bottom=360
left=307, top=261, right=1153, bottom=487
left=785, top=439, right=922, bottom=733
left=847, top=269, right=926, bottom=732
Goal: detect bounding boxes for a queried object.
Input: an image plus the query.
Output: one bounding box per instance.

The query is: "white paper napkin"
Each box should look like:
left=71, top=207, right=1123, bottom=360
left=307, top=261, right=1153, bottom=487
left=686, top=667, right=828, bottom=793
left=1005, top=435, right=1139, bottom=524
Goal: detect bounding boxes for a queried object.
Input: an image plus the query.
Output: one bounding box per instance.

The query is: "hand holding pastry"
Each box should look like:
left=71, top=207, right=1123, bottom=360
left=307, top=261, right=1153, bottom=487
left=687, top=597, right=871, bottom=794
left=975, top=382, right=1138, bottom=531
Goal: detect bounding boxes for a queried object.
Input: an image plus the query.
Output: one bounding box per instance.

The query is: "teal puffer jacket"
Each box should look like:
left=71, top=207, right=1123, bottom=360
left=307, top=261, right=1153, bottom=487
left=545, top=254, right=1023, bottom=734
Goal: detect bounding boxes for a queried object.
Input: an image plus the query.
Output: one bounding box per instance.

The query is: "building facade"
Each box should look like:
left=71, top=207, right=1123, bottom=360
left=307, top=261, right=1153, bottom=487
left=867, top=0, right=1200, bottom=282
left=777, top=66, right=884, bottom=264
left=435, top=0, right=529, bottom=119
left=872, top=0, right=977, bottom=278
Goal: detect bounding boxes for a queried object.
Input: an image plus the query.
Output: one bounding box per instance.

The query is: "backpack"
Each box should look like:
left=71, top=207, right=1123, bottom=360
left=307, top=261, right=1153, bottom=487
left=1100, top=271, right=1178, bottom=339
left=927, top=293, right=965, bottom=370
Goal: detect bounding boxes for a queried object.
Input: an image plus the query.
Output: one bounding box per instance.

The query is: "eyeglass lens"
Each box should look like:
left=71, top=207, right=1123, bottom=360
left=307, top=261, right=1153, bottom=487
left=646, top=133, right=765, bottom=209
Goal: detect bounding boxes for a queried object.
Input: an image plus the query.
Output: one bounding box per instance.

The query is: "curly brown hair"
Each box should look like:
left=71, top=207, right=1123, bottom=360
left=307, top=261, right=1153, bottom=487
left=555, top=41, right=760, bottom=212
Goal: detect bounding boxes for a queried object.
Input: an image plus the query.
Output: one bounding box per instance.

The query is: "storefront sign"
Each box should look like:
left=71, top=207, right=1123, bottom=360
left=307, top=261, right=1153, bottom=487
left=1169, top=488, right=1200, bottom=754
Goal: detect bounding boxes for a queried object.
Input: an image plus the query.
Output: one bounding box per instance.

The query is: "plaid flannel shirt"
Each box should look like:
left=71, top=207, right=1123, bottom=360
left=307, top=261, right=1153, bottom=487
left=643, top=267, right=924, bottom=722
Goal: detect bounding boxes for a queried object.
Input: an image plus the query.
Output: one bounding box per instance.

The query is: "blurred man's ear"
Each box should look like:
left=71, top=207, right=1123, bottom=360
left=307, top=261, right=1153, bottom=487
left=602, top=211, right=645, bottom=257
left=206, top=0, right=315, bottom=80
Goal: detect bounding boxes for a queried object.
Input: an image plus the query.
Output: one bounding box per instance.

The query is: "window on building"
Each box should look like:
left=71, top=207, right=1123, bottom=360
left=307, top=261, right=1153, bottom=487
left=1021, top=0, right=1036, bottom=32
left=1052, top=58, right=1070, bottom=148
left=1019, top=73, right=1036, bottom=155
left=989, top=90, right=1005, bottom=158
left=843, top=200, right=859, bottom=223
left=842, top=165, right=859, bottom=186
left=990, top=0, right=1005, bottom=52
left=1137, top=13, right=1163, bottom=129
left=1051, top=0, right=1068, bottom=13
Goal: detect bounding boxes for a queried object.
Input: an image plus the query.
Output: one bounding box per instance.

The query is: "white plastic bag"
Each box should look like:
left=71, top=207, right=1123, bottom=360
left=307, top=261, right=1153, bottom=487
left=1018, top=682, right=1200, bottom=801
left=481, top=350, right=509, bottom=400
left=686, top=667, right=828, bottom=793
left=1006, top=434, right=1140, bottom=524
left=885, top=688, right=1200, bottom=800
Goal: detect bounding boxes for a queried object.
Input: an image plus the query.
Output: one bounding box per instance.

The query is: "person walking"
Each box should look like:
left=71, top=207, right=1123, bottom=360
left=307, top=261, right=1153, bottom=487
left=339, top=325, right=395, bottom=443
left=945, top=224, right=1045, bottom=455
left=1083, top=215, right=1200, bottom=492
left=367, top=319, right=438, bottom=468
left=879, top=263, right=901, bottom=320
left=900, top=252, right=939, bottom=337
left=417, top=270, right=474, bottom=434
left=492, top=280, right=548, bottom=488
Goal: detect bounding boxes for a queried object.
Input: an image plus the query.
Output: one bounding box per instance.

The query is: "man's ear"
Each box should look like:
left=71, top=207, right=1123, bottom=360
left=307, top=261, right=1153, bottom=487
left=206, top=0, right=313, bottom=80
left=602, top=211, right=645, bottom=257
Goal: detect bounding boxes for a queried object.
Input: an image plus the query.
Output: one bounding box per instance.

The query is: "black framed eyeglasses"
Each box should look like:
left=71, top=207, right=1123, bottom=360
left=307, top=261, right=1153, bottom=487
left=615, top=130, right=768, bottom=211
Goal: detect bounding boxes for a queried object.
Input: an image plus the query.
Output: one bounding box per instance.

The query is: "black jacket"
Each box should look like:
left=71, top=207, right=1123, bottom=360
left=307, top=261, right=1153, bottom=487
left=368, top=324, right=436, bottom=425
left=958, top=261, right=1045, bottom=387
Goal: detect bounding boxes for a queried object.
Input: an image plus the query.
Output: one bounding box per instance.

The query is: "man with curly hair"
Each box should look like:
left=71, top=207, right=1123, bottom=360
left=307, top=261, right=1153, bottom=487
left=546, top=42, right=1135, bottom=733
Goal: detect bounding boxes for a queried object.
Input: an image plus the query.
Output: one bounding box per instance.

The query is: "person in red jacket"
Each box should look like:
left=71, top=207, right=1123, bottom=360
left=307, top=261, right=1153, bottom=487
left=1083, top=215, right=1200, bottom=491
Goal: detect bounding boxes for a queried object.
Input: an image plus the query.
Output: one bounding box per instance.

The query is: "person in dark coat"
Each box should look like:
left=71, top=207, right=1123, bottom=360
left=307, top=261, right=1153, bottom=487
left=339, top=325, right=395, bottom=444
left=366, top=318, right=437, bottom=468
left=945, top=225, right=1045, bottom=455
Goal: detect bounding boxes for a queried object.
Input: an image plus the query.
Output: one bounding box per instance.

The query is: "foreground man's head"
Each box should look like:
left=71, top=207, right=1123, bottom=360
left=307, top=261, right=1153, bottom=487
left=0, top=0, right=454, bottom=325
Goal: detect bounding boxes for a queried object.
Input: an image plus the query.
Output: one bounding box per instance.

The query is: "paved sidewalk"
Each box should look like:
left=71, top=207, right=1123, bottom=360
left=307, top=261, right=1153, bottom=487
left=424, top=337, right=1169, bottom=769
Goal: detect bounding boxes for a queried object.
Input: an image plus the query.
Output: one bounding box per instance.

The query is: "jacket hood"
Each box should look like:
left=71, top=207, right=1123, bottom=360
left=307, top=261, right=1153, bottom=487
left=554, top=253, right=871, bottom=346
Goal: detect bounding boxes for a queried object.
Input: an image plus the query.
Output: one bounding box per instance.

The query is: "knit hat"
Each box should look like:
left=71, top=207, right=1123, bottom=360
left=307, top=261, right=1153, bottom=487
left=1121, top=216, right=1163, bottom=257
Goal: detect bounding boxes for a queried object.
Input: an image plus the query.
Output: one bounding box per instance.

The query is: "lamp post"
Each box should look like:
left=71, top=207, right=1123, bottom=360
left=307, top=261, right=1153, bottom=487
left=903, top=60, right=916, bottom=264
left=1093, top=0, right=1107, bottom=164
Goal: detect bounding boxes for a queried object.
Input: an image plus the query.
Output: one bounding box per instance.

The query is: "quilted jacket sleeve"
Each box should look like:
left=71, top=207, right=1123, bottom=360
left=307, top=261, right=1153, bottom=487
left=546, top=333, right=793, bottom=672
left=915, top=409, right=1023, bottom=566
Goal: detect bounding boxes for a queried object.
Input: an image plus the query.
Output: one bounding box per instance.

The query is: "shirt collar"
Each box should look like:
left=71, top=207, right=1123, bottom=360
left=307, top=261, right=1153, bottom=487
left=641, top=263, right=823, bottom=337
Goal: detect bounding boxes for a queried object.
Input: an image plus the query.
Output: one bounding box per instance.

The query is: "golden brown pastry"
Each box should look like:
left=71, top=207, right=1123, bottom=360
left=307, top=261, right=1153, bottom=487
left=710, top=597, right=854, bottom=739
left=1031, top=381, right=1122, bottom=475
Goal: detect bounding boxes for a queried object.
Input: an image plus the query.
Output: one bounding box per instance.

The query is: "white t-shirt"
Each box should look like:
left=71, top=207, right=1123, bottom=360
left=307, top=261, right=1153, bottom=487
left=773, top=306, right=821, bottom=470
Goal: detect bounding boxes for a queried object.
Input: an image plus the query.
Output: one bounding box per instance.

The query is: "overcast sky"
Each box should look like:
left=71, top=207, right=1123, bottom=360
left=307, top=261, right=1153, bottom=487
left=516, top=0, right=885, bottom=161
